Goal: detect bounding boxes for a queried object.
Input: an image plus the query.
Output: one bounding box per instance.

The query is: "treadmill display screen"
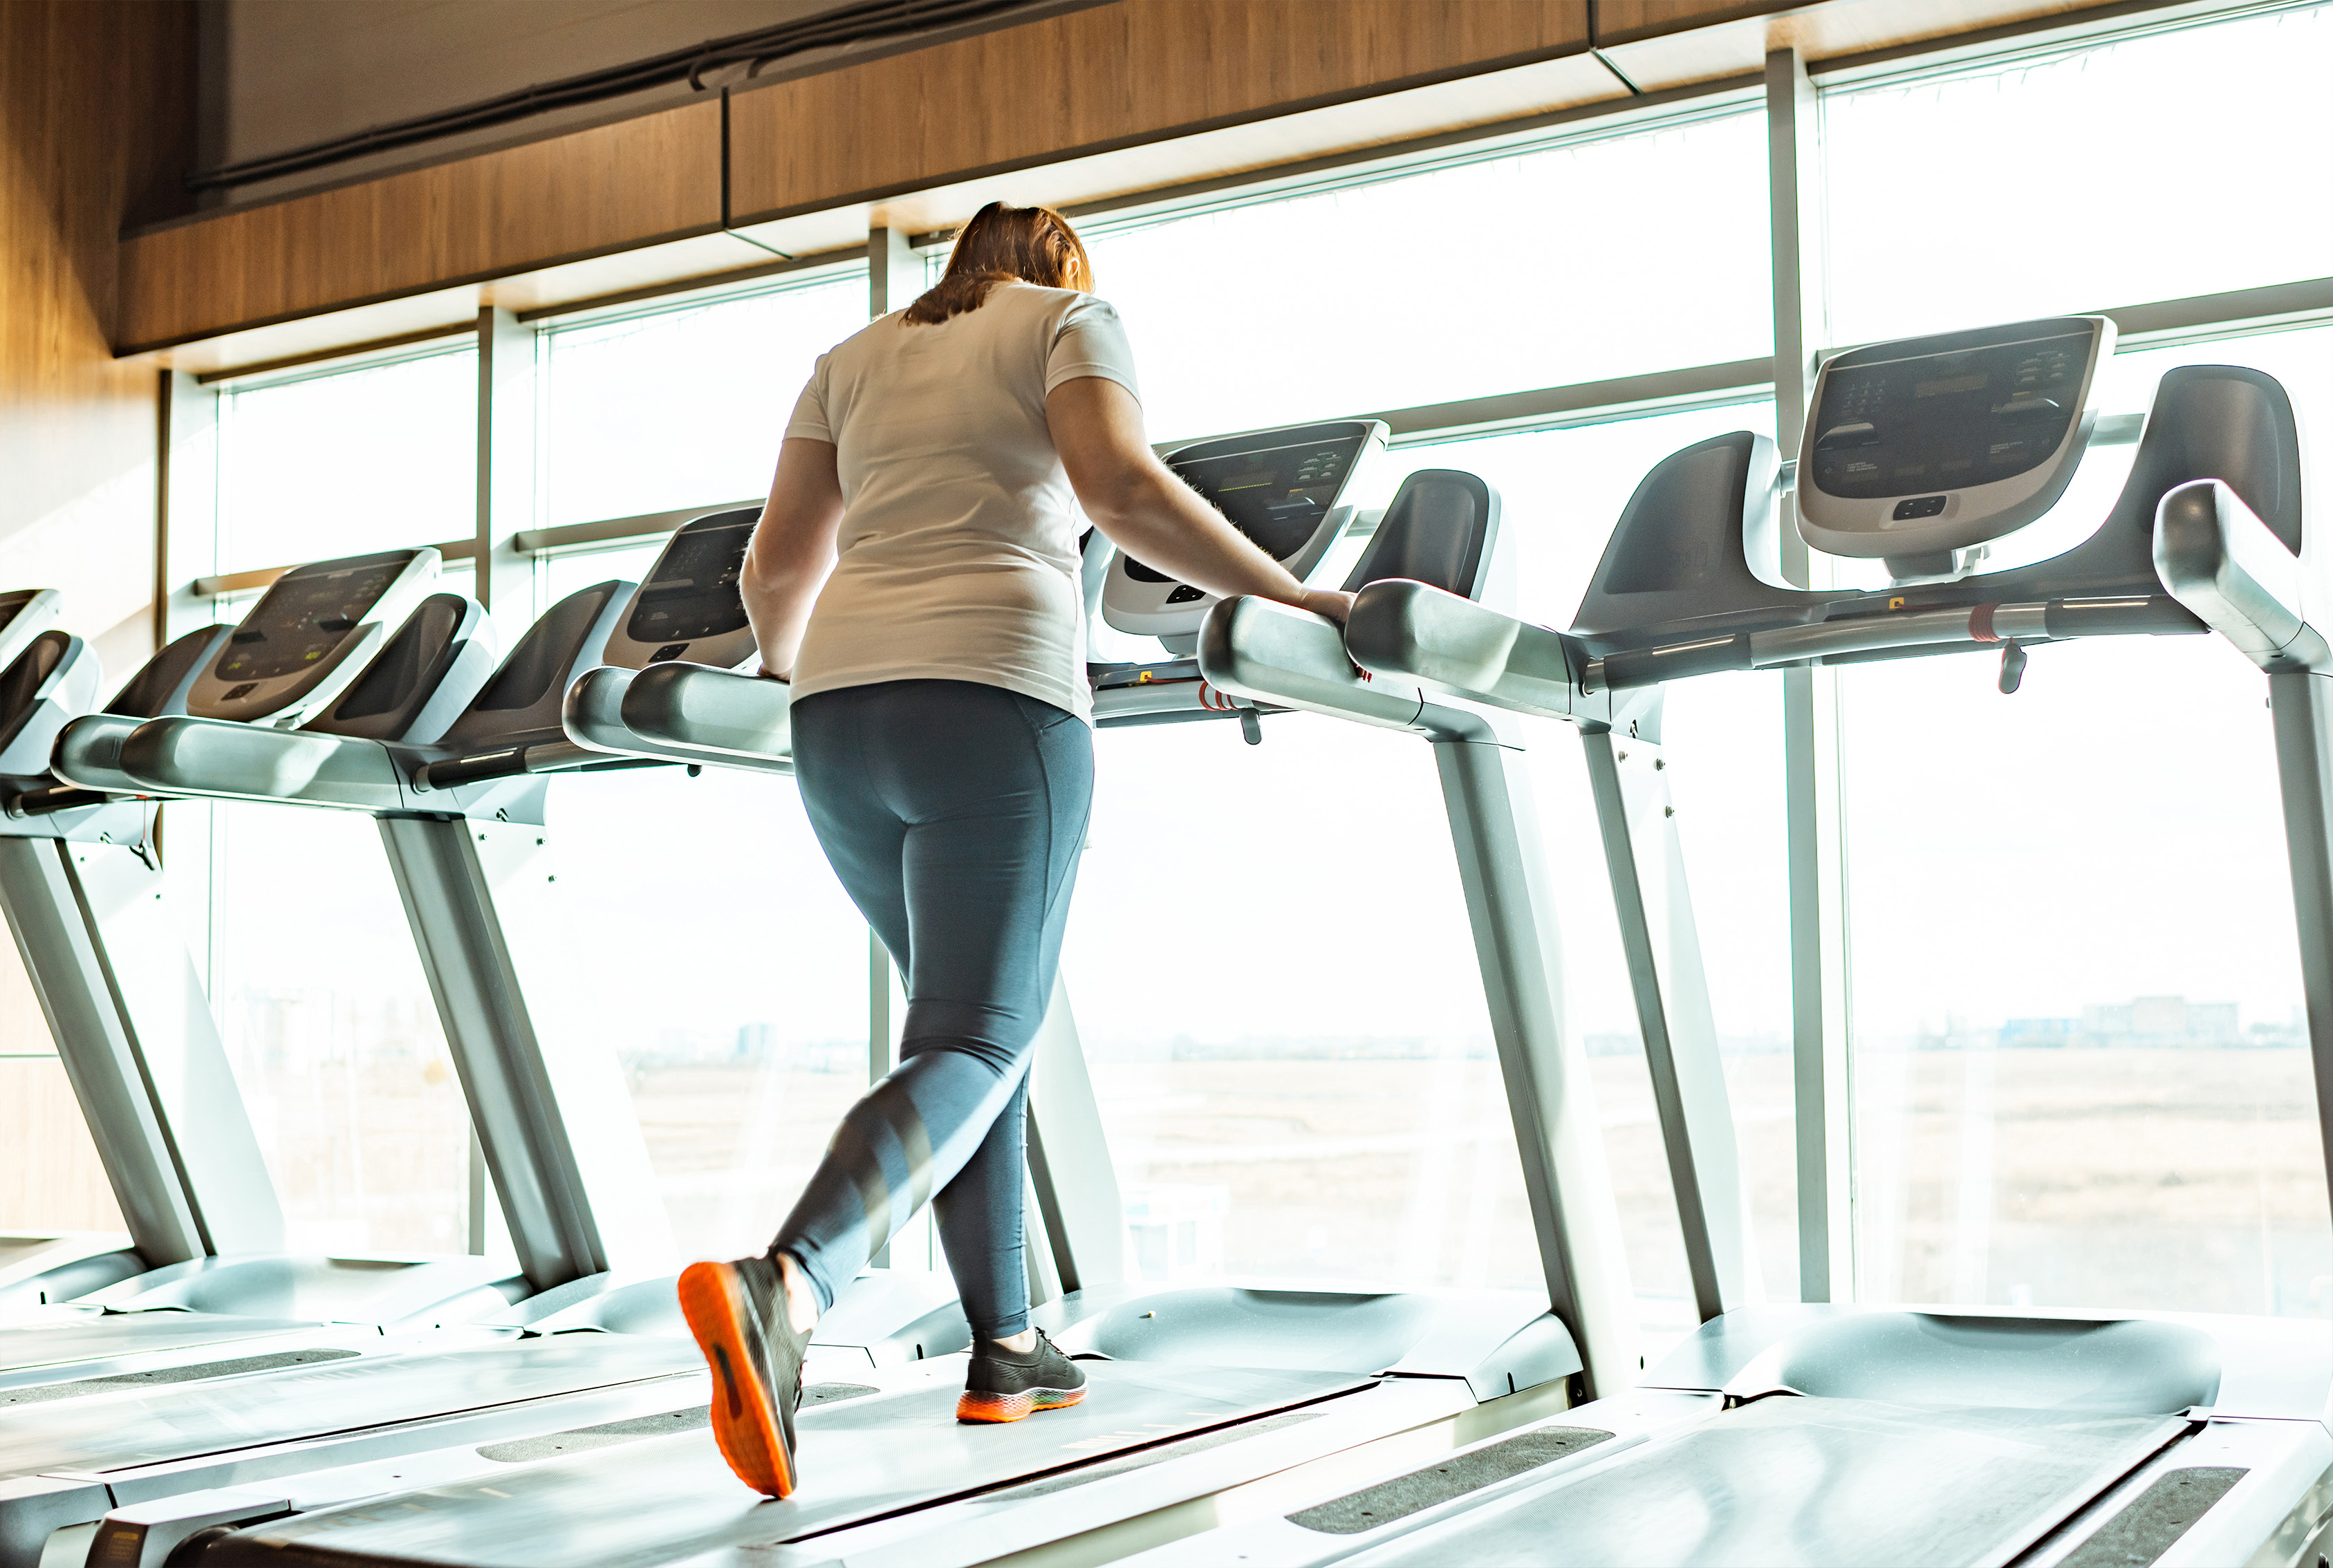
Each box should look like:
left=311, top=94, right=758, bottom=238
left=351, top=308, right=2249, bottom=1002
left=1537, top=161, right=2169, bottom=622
left=626, top=518, right=754, bottom=645
left=1809, top=331, right=2087, bottom=501
left=214, top=553, right=411, bottom=683
left=1126, top=435, right=1365, bottom=584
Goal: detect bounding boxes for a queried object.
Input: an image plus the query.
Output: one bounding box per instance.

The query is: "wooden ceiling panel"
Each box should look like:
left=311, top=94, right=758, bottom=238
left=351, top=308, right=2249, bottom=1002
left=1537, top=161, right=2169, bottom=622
left=729, top=0, right=1595, bottom=226
left=118, top=100, right=725, bottom=354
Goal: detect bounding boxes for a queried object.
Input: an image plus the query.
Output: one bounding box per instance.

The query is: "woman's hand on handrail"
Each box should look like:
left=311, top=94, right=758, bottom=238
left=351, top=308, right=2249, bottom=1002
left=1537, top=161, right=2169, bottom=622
left=1048, top=377, right=1344, bottom=621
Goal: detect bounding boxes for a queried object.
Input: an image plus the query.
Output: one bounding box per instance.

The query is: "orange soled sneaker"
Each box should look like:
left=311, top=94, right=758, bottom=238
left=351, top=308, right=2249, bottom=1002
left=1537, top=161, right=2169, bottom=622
left=956, top=1327, right=1088, bottom=1424
left=678, top=1256, right=809, bottom=1497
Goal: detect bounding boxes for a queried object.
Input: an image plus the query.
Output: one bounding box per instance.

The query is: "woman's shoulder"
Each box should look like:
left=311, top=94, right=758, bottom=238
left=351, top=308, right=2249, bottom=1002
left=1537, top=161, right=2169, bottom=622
left=991, top=281, right=1120, bottom=321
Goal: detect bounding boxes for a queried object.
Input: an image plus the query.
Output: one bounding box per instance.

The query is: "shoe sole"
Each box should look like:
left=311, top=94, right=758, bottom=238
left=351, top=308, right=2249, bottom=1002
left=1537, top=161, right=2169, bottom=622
left=678, top=1260, right=797, bottom=1497
left=956, top=1386, right=1086, bottom=1424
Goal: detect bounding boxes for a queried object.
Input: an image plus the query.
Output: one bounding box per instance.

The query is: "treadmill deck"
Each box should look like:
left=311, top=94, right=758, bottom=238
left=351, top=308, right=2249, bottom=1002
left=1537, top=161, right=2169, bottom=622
left=1344, top=1396, right=2187, bottom=1568
left=205, top=1361, right=1370, bottom=1565
left=0, top=1334, right=699, bottom=1480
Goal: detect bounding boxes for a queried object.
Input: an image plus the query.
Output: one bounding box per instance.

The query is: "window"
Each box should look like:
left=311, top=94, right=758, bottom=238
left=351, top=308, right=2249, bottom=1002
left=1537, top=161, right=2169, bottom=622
left=1822, top=5, right=2333, bottom=344
left=536, top=268, right=870, bottom=529
left=539, top=767, right=870, bottom=1260
left=1066, top=718, right=1539, bottom=1296
left=1084, top=106, right=1772, bottom=443
left=1379, top=403, right=1798, bottom=1321
left=1839, top=326, right=2333, bottom=1316
left=210, top=804, right=474, bottom=1254
left=217, top=347, right=476, bottom=572
left=0, top=949, right=122, bottom=1236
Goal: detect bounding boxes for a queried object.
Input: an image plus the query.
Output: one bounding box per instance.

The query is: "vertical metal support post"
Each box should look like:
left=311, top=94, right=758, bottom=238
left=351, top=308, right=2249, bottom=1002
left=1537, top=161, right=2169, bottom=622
left=1023, top=970, right=1125, bottom=1296
left=1581, top=723, right=1758, bottom=1320
left=868, top=227, right=918, bottom=319
left=0, top=837, right=281, bottom=1263
left=155, top=371, right=221, bottom=649
left=2268, top=671, right=2333, bottom=1228
left=1769, top=45, right=1855, bottom=1303
left=378, top=815, right=671, bottom=1289
left=1431, top=725, right=1635, bottom=1397
left=474, top=306, right=535, bottom=617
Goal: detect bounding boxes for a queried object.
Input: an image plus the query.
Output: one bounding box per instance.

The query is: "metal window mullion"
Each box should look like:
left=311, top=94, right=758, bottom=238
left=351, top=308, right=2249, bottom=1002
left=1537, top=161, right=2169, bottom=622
left=1768, top=46, right=1856, bottom=1305
left=476, top=306, right=534, bottom=615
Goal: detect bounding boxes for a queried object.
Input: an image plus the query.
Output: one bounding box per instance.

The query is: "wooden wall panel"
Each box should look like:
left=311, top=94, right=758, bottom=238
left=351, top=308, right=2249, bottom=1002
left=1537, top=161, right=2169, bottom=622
left=729, top=0, right=1593, bottom=223
left=1592, top=0, right=1799, bottom=49
left=118, top=100, right=725, bottom=353
left=0, top=0, right=190, bottom=639
left=0, top=0, right=192, bottom=1229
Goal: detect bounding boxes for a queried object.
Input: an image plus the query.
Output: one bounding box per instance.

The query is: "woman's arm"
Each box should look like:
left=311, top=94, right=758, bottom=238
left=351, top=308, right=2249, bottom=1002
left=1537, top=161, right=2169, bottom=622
left=740, top=437, right=846, bottom=678
left=1046, top=377, right=1355, bottom=623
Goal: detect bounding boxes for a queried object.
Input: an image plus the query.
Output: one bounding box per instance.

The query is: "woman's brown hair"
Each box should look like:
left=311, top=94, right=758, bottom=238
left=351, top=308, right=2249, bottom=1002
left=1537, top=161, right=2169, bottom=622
left=901, top=201, right=1093, bottom=325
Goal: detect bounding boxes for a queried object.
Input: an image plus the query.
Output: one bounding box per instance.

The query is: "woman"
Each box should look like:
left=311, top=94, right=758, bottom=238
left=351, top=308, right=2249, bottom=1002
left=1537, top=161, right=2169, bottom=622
left=678, top=201, right=1353, bottom=1500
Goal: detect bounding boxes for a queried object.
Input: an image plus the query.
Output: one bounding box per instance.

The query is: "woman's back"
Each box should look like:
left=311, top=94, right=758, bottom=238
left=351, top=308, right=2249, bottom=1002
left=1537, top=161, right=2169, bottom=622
left=786, top=281, right=1137, bottom=721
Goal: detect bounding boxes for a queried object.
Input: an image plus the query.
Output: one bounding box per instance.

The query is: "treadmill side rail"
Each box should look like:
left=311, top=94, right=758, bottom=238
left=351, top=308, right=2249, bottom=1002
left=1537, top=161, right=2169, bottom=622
left=114, top=719, right=408, bottom=812
left=1196, top=595, right=1426, bottom=731
left=2155, top=477, right=2332, bottom=672
left=50, top=713, right=151, bottom=796
left=1348, top=578, right=1585, bottom=720
left=563, top=664, right=794, bottom=774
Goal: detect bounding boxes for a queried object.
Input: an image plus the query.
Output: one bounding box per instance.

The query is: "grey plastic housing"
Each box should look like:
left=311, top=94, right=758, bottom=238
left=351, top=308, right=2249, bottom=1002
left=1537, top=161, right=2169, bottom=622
left=306, top=593, right=498, bottom=745
left=1797, top=316, right=2112, bottom=573
left=1104, top=418, right=1388, bottom=646
left=599, top=507, right=761, bottom=672
left=0, top=589, right=63, bottom=678
left=184, top=548, right=439, bottom=725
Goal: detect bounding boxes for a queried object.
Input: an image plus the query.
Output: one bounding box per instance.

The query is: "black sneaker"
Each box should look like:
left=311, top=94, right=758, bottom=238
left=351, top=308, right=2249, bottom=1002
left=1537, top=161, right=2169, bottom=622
left=679, top=1256, right=810, bottom=1495
left=957, top=1328, right=1087, bottom=1423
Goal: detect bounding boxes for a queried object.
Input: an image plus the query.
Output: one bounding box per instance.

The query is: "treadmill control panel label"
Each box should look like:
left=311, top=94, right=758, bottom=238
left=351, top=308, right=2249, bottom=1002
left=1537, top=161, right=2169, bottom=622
left=215, top=554, right=411, bottom=683
left=1810, top=331, right=2085, bottom=501
left=1125, top=435, right=1366, bottom=584
left=626, top=516, right=754, bottom=646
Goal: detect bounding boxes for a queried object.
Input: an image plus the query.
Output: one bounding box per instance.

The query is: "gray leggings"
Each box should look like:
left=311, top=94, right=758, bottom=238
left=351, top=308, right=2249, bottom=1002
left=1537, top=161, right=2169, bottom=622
left=773, top=679, right=1093, bottom=1338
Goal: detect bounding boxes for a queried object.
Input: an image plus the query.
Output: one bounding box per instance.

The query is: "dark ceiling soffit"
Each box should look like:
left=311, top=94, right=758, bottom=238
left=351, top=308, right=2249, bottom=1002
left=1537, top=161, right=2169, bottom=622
left=127, top=0, right=1108, bottom=237
left=181, top=0, right=1096, bottom=194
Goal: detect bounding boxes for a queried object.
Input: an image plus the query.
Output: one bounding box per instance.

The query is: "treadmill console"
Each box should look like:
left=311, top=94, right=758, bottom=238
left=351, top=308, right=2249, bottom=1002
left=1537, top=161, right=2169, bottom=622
left=1796, top=315, right=2112, bottom=580
left=601, top=507, right=761, bottom=671
left=1104, top=419, right=1386, bottom=648
left=186, top=548, right=438, bottom=725
left=0, top=589, right=62, bottom=678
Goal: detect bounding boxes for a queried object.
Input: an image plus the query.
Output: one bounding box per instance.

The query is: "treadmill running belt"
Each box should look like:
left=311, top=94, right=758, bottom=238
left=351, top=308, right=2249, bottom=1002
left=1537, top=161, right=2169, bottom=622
left=0, top=1335, right=699, bottom=1480
left=1343, top=1398, right=2186, bottom=1568
left=0, top=1316, right=326, bottom=1385
left=204, top=1363, right=1368, bottom=1566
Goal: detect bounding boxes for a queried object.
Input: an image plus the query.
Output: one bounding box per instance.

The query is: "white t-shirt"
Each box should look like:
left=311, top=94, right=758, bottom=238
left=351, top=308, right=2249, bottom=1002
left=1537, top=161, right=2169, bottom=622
left=783, top=282, right=1142, bottom=722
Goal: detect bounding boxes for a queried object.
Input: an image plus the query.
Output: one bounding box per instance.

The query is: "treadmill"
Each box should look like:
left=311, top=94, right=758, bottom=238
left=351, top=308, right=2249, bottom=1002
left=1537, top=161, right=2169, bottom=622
left=0, top=554, right=530, bottom=1373
left=1131, top=318, right=2333, bottom=1566
left=3, top=515, right=1005, bottom=1567
left=127, top=427, right=1627, bottom=1568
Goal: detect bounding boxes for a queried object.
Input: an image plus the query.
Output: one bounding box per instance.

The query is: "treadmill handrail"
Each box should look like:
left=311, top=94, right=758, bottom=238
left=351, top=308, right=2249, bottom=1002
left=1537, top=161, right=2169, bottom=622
left=1195, top=595, right=1446, bottom=736
left=2154, top=476, right=2332, bottom=673
left=562, top=663, right=794, bottom=774
left=1346, top=578, right=1582, bottom=719
left=111, top=717, right=409, bottom=811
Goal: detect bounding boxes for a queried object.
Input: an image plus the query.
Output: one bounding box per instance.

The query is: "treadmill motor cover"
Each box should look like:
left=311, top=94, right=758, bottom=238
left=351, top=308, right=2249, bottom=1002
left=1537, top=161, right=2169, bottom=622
left=1796, top=316, right=2112, bottom=569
